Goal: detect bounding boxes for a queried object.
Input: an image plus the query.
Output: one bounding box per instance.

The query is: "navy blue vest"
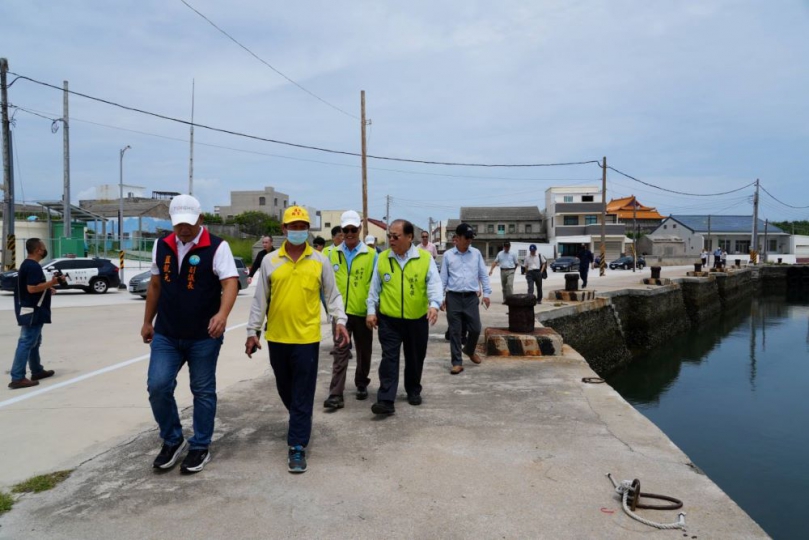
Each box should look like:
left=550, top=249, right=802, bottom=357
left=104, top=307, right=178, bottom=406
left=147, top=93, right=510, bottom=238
left=155, top=229, right=224, bottom=339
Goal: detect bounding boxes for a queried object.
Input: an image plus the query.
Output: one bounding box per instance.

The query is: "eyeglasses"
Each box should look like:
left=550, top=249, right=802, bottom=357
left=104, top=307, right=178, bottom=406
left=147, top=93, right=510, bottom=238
left=387, top=233, right=401, bottom=240
left=342, top=227, right=358, bottom=233
left=421, top=236, right=428, bottom=239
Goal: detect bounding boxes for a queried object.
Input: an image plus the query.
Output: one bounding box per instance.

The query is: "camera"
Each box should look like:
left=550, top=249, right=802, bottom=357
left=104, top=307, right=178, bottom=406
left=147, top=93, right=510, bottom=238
left=52, top=270, right=67, bottom=284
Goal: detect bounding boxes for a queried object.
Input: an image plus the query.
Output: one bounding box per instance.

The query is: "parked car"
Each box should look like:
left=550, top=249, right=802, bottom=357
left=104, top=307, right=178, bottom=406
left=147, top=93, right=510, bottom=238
left=609, top=256, right=646, bottom=270
left=0, top=269, right=21, bottom=292
left=43, top=258, right=121, bottom=293
left=550, top=256, right=580, bottom=272
left=129, top=257, right=249, bottom=299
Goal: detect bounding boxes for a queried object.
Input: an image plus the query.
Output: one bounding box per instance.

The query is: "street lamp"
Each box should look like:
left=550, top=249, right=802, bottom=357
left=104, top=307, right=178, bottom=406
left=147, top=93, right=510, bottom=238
left=118, top=145, right=131, bottom=289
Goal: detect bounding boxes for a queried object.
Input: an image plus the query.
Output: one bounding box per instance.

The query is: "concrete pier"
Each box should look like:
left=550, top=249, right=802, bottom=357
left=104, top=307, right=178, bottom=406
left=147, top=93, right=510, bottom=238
left=0, top=265, right=770, bottom=538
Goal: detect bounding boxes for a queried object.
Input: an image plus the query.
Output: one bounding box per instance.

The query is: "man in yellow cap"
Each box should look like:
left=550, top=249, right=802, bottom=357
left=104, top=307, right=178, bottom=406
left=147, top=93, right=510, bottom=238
left=245, top=205, right=349, bottom=474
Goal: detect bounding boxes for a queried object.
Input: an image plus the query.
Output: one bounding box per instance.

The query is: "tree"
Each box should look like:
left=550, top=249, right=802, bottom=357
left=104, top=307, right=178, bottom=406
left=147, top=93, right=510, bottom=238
left=202, top=212, right=222, bottom=224
left=233, top=211, right=281, bottom=237
left=771, top=221, right=809, bottom=236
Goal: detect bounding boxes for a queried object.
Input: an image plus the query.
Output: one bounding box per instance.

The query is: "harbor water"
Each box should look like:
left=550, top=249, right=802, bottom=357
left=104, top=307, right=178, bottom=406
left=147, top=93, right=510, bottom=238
left=608, top=292, right=809, bottom=539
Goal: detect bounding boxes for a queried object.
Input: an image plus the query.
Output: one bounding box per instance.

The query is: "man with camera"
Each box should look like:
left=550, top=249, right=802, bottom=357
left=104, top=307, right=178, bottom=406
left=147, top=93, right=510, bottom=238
left=9, top=238, right=63, bottom=390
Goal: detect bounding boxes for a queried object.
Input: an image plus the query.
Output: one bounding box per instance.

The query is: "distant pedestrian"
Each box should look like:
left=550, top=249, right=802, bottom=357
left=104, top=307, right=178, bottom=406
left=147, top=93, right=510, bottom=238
left=248, top=236, right=274, bottom=285
left=713, top=247, right=722, bottom=269
left=489, top=241, right=518, bottom=303
left=365, top=234, right=382, bottom=253
left=9, top=238, right=63, bottom=390
left=142, top=194, right=240, bottom=474
left=578, top=244, right=594, bottom=288
left=245, top=205, right=349, bottom=474
left=419, top=230, right=438, bottom=259
left=440, top=223, right=491, bottom=375
left=366, top=219, right=442, bottom=415
left=720, top=249, right=727, bottom=269
left=323, top=210, right=377, bottom=409
left=313, top=236, right=326, bottom=251
left=522, top=244, right=547, bottom=304
left=324, top=226, right=343, bottom=257
left=700, top=249, right=708, bottom=268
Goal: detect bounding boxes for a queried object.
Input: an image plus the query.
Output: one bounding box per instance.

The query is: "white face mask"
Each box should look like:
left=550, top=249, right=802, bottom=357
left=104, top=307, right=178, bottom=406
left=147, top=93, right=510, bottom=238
left=286, top=230, right=309, bottom=246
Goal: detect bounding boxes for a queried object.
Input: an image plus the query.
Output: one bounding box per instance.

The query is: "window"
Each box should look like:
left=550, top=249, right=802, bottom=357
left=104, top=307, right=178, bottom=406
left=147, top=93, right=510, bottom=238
left=497, top=224, right=505, bottom=234
left=769, top=239, right=778, bottom=252
left=563, top=196, right=574, bottom=203
left=734, top=240, right=748, bottom=253
left=284, top=200, right=287, bottom=208
left=563, top=216, right=578, bottom=226
left=325, top=222, right=331, bottom=228
left=525, top=224, right=532, bottom=233
left=508, top=224, right=515, bottom=233
left=672, top=224, right=677, bottom=229
left=582, top=195, right=594, bottom=202
left=274, top=198, right=278, bottom=206
left=259, top=197, right=266, bottom=206
left=584, top=215, right=597, bottom=225
left=487, top=224, right=494, bottom=233
left=472, top=225, right=478, bottom=233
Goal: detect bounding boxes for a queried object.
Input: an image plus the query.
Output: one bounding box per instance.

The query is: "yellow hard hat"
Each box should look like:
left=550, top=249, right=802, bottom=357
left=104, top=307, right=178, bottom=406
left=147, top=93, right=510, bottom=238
left=282, top=205, right=310, bottom=225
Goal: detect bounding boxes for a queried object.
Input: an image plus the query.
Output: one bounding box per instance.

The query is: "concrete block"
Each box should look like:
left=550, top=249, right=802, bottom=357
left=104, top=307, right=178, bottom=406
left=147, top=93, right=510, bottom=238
left=641, top=277, right=672, bottom=286
left=549, top=289, right=596, bottom=302
left=484, top=327, right=563, bottom=357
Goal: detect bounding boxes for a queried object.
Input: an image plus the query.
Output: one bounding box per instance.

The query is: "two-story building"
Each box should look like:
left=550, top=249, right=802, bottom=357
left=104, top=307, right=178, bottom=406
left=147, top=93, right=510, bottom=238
left=458, top=207, right=545, bottom=259
left=214, top=186, right=289, bottom=222
left=545, top=186, right=629, bottom=259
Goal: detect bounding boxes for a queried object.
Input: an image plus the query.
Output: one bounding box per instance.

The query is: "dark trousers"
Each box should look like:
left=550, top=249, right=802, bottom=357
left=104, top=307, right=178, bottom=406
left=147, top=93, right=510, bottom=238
left=714, top=255, right=721, bottom=268
left=525, top=269, right=543, bottom=301
left=328, top=314, right=373, bottom=396
left=579, top=268, right=590, bottom=287
left=446, top=292, right=481, bottom=366
left=377, top=314, right=428, bottom=402
left=267, top=341, right=320, bottom=447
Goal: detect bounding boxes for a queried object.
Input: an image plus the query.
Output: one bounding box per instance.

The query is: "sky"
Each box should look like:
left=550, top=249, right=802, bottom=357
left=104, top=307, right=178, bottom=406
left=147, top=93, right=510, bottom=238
left=2, top=0, right=809, bottom=232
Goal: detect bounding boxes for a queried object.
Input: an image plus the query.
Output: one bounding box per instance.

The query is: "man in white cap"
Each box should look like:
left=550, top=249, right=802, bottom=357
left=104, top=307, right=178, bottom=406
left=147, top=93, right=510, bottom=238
left=365, top=234, right=381, bottom=253
left=141, top=194, right=240, bottom=474
left=245, top=205, right=349, bottom=473
left=323, top=210, right=378, bottom=409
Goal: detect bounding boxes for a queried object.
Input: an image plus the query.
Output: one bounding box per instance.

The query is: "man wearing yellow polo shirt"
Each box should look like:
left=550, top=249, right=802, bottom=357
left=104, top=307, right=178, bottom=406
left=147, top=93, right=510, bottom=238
left=366, top=219, right=442, bottom=416
left=245, top=206, right=349, bottom=473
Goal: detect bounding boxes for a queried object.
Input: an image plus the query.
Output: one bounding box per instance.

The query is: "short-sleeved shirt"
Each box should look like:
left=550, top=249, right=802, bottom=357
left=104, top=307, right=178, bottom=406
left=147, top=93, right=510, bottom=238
left=15, top=258, right=52, bottom=325
left=494, top=250, right=518, bottom=270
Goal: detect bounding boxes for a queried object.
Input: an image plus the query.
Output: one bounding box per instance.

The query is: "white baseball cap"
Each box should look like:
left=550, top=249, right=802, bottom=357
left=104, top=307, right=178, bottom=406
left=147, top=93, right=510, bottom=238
left=365, top=234, right=377, bottom=245
left=341, top=210, right=361, bottom=229
left=169, top=194, right=202, bottom=226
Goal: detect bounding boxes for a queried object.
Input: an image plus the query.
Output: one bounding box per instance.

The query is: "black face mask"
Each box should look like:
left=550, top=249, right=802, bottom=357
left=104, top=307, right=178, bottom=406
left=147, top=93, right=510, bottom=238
left=41, top=249, right=48, bottom=259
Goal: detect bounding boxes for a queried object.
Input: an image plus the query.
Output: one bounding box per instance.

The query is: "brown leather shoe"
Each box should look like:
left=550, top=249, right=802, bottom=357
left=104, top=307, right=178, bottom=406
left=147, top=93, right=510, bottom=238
left=32, top=369, right=55, bottom=381
left=450, top=365, right=464, bottom=375
left=468, top=353, right=482, bottom=364
left=8, top=378, right=40, bottom=390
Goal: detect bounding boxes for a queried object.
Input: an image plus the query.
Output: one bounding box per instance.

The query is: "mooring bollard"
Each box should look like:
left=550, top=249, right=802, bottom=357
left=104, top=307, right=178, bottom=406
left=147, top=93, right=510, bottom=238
left=505, top=294, right=536, bottom=333
left=778, top=258, right=783, bottom=264
left=564, top=273, right=579, bottom=292
left=650, top=266, right=662, bottom=279
left=694, top=263, right=702, bottom=272
left=735, top=259, right=741, bottom=268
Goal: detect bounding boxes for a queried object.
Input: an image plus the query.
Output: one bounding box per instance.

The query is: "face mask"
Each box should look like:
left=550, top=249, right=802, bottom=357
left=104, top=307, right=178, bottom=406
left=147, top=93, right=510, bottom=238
left=286, top=230, right=309, bottom=246
left=41, top=249, right=48, bottom=259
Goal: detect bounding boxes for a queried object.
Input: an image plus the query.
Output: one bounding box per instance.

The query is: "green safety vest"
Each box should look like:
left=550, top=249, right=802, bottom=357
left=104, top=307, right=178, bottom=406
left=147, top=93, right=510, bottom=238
left=329, top=246, right=376, bottom=317
left=377, top=249, right=431, bottom=320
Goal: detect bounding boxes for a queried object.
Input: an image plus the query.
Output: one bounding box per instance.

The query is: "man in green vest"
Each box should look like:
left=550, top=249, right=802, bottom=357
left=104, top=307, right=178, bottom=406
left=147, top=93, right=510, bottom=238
left=323, top=210, right=378, bottom=409
left=366, top=219, right=443, bottom=416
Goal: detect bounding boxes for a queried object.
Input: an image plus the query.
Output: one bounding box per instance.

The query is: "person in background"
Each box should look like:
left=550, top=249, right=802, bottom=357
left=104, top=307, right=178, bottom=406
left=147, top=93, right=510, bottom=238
left=365, top=234, right=382, bottom=254
left=700, top=248, right=708, bottom=269
left=720, top=248, right=728, bottom=269
left=419, top=230, right=438, bottom=259
left=324, top=226, right=344, bottom=257
left=366, top=219, right=442, bottom=415
left=522, top=244, right=547, bottom=304
left=713, top=247, right=722, bottom=269
left=142, top=194, right=239, bottom=474
left=313, top=237, right=326, bottom=252
left=248, top=236, right=274, bottom=285
left=577, top=244, right=594, bottom=288
left=489, top=241, right=518, bottom=303
left=245, top=205, right=349, bottom=474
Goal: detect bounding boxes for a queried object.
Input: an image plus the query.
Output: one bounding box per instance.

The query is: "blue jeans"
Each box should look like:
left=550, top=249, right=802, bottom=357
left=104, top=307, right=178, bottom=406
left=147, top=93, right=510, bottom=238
left=147, top=333, right=223, bottom=450
left=267, top=341, right=320, bottom=447
left=10, top=324, right=45, bottom=381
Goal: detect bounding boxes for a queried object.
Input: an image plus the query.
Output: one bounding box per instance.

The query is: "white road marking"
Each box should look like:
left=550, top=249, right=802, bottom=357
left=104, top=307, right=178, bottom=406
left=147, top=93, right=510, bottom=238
left=0, top=322, right=248, bottom=410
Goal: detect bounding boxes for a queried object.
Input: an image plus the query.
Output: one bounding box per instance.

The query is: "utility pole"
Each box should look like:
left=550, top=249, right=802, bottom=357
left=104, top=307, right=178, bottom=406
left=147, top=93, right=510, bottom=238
left=119, top=145, right=131, bottom=289
left=360, top=91, right=369, bottom=238
left=1, top=58, right=15, bottom=270
left=188, top=79, right=195, bottom=195
left=632, top=196, right=637, bottom=273
left=599, top=156, right=607, bottom=276
left=62, top=81, right=71, bottom=240
left=385, top=195, right=391, bottom=231
left=751, top=178, right=760, bottom=264
left=763, top=219, right=769, bottom=263
left=428, top=216, right=433, bottom=242
left=707, top=215, right=712, bottom=252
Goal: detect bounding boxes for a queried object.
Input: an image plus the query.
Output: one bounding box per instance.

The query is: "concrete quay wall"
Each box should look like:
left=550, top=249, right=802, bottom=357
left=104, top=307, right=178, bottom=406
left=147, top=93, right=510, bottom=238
left=540, top=268, right=761, bottom=376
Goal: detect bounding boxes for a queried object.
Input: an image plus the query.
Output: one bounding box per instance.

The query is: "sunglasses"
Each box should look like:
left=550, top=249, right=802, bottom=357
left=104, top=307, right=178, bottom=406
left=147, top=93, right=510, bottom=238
left=342, top=227, right=358, bottom=233
left=387, top=233, right=401, bottom=240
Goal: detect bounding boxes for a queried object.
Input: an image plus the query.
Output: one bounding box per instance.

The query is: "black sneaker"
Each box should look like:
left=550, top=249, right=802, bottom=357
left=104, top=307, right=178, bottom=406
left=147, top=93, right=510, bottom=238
left=323, top=395, right=344, bottom=409
left=288, top=445, right=307, bottom=473
left=180, top=448, right=211, bottom=474
left=371, top=401, right=395, bottom=415
left=152, top=439, right=187, bottom=470
left=356, top=387, right=369, bottom=400
left=407, top=394, right=422, bottom=406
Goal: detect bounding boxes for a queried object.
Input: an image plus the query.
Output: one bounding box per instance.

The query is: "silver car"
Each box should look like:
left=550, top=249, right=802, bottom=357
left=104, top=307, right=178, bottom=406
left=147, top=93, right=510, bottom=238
left=129, top=257, right=249, bottom=299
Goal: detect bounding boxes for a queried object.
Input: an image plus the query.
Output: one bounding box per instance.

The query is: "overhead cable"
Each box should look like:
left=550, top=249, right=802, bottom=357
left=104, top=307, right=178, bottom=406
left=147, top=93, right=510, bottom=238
left=10, top=73, right=601, bottom=168
left=760, top=184, right=809, bottom=209
left=607, top=166, right=756, bottom=197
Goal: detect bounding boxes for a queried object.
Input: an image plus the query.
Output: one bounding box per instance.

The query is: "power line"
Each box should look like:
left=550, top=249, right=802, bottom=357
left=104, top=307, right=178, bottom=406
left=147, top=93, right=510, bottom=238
left=9, top=73, right=603, bottom=168
left=760, top=184, right=809, bottom=209
left=607, top=166, right=756, bottom=197
left=178, top=0, right=359, bottom=121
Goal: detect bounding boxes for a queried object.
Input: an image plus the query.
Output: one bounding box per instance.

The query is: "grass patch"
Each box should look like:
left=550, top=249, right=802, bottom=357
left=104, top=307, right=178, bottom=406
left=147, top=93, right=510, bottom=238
left=220, top=235, right=258, bottom=265
left=0, top=491, right=13, bottom=514
left=11, top=470, right=72, bottom=494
